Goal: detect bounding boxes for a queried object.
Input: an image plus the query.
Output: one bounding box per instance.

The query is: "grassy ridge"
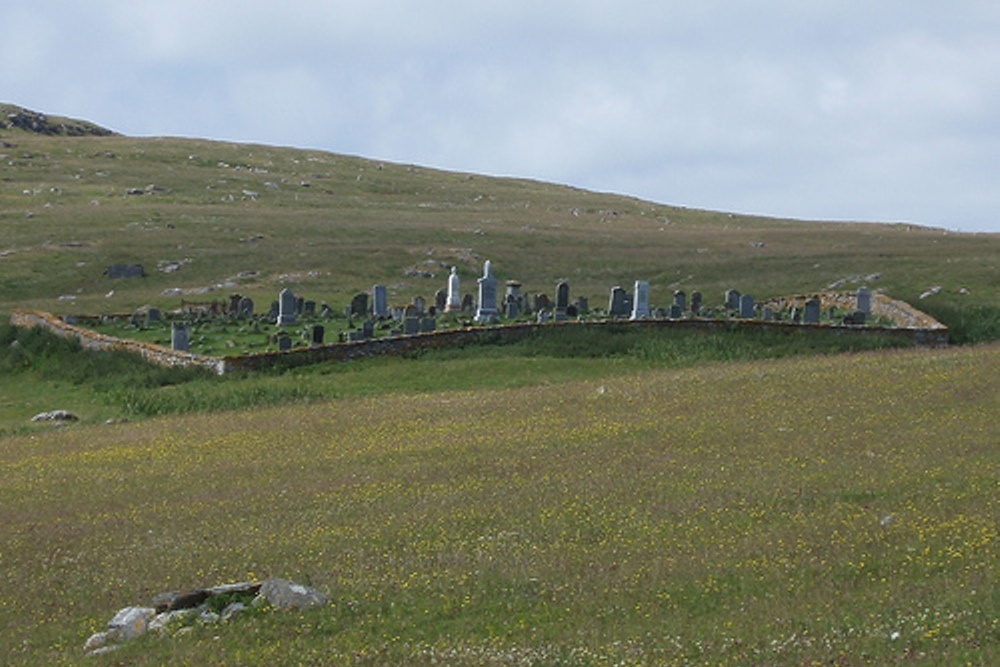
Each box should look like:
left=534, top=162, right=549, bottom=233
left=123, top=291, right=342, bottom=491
left=2, top=128, right=997, bottom=340
left=0, top=344, right=996, bottom=665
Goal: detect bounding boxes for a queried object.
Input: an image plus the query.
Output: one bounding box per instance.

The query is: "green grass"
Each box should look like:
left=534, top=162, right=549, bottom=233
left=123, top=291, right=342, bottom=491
left=0, top=344, right=996, bottom=665
left=0, top=321, right=913, bottom=432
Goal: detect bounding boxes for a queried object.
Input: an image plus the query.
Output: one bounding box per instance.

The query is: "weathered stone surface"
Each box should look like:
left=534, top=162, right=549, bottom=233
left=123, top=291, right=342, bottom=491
left=259, top=578, right=328, bottom=610
left=83, top=631, right=111, bottom=653
left=30, top=410, right=78, bottom=423
left=108, top=606, right=155, bottom=640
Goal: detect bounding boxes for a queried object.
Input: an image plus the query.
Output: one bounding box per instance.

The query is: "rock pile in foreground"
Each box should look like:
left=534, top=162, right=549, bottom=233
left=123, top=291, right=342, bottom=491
left=84, top=579, right=327, bottom=656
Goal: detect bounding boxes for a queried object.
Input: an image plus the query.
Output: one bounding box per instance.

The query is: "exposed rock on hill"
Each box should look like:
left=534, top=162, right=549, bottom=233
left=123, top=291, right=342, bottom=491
left=1, top=103, right=117, bottom=137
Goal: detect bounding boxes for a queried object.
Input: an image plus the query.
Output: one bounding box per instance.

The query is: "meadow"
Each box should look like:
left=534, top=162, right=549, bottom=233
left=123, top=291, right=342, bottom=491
left=0, top=343, right=996, bottom=665
left=2, top=107, right=998, bottom=665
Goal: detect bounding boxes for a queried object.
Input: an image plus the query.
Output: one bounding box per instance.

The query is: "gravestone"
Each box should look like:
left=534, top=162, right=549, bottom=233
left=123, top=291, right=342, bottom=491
left=146, top=308, right=161, bottom=323
left=420, top=317, right=436, bottom=333
left=278, top=335, right=292, bottom=351
left=535, top=293, right=551, bottom=312
left=739, top=294, right=755, bottom=319
left=725, top=289, right=741, bottom=311
left=566, top=304, right=578, bottom=317
left=790, top=307, right=801, bottom=323
left=446, top=267, right=462, bottom=312
left=556, top=281, right=570, bottom=312
left=229, top=294, right=242, bottom=315
left=171, top=323, right=189, bottom=352
left=763, top=306, right=774, bottom=321
left=239, top=297, right=254, bottom=317
left=434, top=289, right=447, bottom=314
left=576, top=296, right=588, bottom=314
left=505, top=297, right=520, bottom=319
left=609, top=286, right=628, bottom=317
left=277, top=288, right=296, bottom=325
left=303, top=300, right=316, bottom=316
left=372, top=284, right=389, bottom=318
left=461, top=294, right=474, bottom=313
left=669, top=304, right=683, bottom=319
left=362, top=320, right=375, bottom=338
left=631, top=280, right=650, bottom=319
left=690, top=291, right=702, bottom=315
left=803, top=298, right=821, bottom=324
left=673, top=290, right=686, bottom=312
left=295, top=297, right=305, bottom=315
left=475, top=260, right=499, bottom=322
left=413, top=296, right=426, bottom=316
left=350, top=293, right=368, bottom=318
left=311, top=325, right=325, bottom=345
left=404, top=317, right=421, bottom=335
left=857, top=286, right=871, bottom=315
left=268, top=301, right=279, bottom=320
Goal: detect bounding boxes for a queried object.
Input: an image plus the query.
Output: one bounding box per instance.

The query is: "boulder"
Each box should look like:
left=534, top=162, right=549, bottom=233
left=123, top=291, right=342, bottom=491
left=258, top=579, right=328, bottom=610
left=30, top=410, right=78, bottom=423
left=108, top=606, right=155, bottom=641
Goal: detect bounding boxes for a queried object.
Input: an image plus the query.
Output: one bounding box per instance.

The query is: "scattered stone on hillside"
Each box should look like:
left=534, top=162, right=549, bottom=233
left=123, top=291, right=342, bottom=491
left=259, top=578, right=328, bottom=610
left=30, top=410, right=78, bottom=423
left=2, top=105, right=117, bottom=136
left=105, top=264, right=145, bottom=279
left=85, top=579, right=324, bottom=655
left=919, top=286, right=942, bottom=299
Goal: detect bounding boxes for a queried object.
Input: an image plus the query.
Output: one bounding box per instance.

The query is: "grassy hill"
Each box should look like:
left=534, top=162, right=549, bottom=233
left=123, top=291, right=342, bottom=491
left=1, top=106, right=998, bottom=665
left=2, top=104, right=997, bottom=340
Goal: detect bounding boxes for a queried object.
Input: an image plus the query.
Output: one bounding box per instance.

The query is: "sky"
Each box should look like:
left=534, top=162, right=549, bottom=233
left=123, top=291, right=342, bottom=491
left=3, top=1, right=999, bottom=232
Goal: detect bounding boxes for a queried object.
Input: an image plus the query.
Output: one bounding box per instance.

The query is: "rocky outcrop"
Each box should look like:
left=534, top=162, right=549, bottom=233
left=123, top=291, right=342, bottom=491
left=1, top=104, right=117, bottom=136
left=84, top=579, right=327, bottom=656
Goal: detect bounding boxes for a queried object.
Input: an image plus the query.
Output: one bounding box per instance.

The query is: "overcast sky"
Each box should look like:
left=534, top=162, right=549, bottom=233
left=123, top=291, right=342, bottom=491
left=4, top=1, right=998, bottom=232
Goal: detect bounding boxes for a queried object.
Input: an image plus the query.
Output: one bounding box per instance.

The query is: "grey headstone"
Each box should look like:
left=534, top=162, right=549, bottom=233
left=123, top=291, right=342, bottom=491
left=420, top=317, right=436, bottom=332
left=475, top=259, right=499, bottom=322
left=229, top=294, right=242, bottom=315
left=350, top=293, right=368, bottom=318
left=739, top=294, right=755, bottom=319
left=146, top=307, right=161, bottom=323
left=277, top=288, right=296, bottom=325
left=857, top=286, right=871, bottom=314
left=362, top=320, right=375, bottom=338
left=311, top=325, right=325, bottom=345
left=803, top=297, right=821, bottom=324
left=609, top=286, right=628, bottom=317
left=556, top=281, right=570, bottom=311
left=372, top=284, right=389, bottom=318
left=763, top=306, right=774, bottom=321
left=631, top=280, right=650, bottom=319
left=171, top=322, right=189, bottom=352
left=239, top=297, right=254, bottom=317
left=690, top=291, right=702, bottom=314
left=576, top=296, right=588, bottom=313
left=413, top=296, right=426, bottom=316
left=669, top=304, right=683, bottom=319
left=404, top=317, right=421, bottom=335
left=303, top=300, right=316, bottom=315
left=278, top=335, right=292, bottom=351
left=673, top=290, right=686, bottom=311
left=434, top=289, right=447, bottom=314
left=725, top=289, right=741, bottom=311
left=461, top=294, right=474, bottom=313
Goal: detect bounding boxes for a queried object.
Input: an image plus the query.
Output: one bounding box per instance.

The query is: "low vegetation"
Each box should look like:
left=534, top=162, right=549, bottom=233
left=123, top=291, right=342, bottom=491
left=1, top=343, right=995, bottom=665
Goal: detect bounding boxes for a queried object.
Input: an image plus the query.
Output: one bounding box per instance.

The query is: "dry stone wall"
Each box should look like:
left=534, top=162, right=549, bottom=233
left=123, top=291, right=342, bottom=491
left=10, top=292, right=948, bottom=376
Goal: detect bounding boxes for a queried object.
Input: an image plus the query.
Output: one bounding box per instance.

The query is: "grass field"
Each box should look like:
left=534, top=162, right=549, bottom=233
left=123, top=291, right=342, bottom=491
left=1, top=343, right=996, bottom=665
left=2, top=107, right=998, bottom=665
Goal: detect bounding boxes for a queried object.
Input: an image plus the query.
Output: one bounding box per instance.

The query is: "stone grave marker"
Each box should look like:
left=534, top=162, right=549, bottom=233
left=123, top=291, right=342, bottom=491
left=725, top=289, right=741, bottom=311
left=350, top=293, right=368, bottom=318
left=404, top=317, right=421, bottom=335
left=739, top=294, right=755, bottom=319
left=278, top=334, right=292, bottom=351
left=420, top=317, right=436, bottom=333
left=277, top=288, right=296, bottom=325
left=461, top=294, right=474, bottom=313
left=303, top=300, right=316, bottom=315
left=434, top=289, right=447, bottom=314
left=311, top=325, right=325, bottom=345
left=239, top=297, right=254, bottom=317
left=669, top=304, right=683, bottom=319
left=413, top=296, right=426, bottom=316
left=690, top=291, right=702, bottom=315
left=475, top=260, right=499, bottom=322
left=446, top=267, right=461, bottom=312
left=673, top=290, right=686, bottom=312
left=229, top=294, right=242, bottom=315
left=556, top=281, right=569, bottom=312
left=609, top=286, right=628, bottom=317
left=171, top=323, right=189, bottom=352
left=147, top=308, right=161, bottom=323
left=631, top=280, right=650, bottom=319
left=803, top=297, right=821, bottom=324
left=362, top=320, right=375, bottom=338
left=857, top=286, right=871, bottom=314
left=372, top=285, right=389, bottom=318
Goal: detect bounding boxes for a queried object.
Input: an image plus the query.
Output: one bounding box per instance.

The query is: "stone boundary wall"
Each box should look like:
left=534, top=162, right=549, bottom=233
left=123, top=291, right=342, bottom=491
left=10, top=292, right=948, bottom=375
left=8, top=310, right=227, bottom=374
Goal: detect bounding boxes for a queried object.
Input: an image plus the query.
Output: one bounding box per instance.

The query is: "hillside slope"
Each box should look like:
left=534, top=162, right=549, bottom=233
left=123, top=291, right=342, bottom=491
left=1, top=106, right=996, bottom=338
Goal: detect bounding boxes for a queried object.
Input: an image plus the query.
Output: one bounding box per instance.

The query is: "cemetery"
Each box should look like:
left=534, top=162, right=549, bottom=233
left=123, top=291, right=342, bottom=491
left=10, top=260, right=948, bottom=375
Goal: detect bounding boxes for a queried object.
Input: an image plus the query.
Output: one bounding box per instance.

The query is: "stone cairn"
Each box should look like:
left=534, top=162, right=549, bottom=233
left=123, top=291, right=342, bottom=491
left=84, top=578, right=327, bottom=657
